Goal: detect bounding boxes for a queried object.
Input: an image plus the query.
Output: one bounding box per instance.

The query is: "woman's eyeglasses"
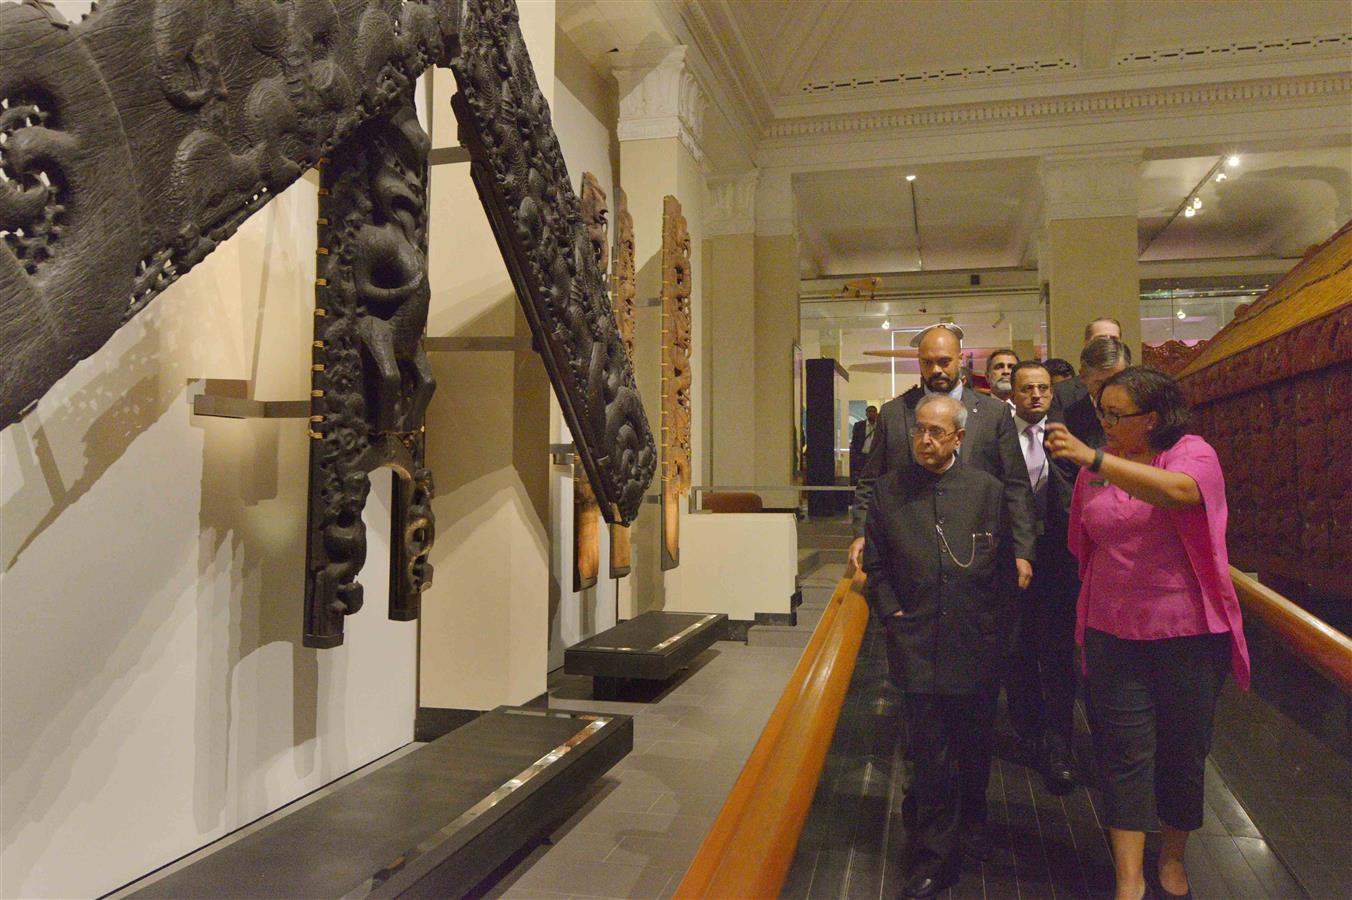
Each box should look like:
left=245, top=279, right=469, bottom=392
left=1095, top=407, right=1151, bottom=428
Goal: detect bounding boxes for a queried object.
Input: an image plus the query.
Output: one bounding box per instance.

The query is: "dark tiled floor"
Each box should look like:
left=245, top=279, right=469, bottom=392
left=786, top=624, right=1314, bottom=900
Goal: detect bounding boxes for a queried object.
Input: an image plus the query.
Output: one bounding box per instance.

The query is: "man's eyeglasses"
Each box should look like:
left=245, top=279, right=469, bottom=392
left=1095, top=407, right=1151, bottom=428
left=913, top=426, right=957, bottom=442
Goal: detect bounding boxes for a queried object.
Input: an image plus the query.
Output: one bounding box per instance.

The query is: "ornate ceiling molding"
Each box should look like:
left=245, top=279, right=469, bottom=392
left=613, top=46, right=707, bottom=163
left=705, top=171, right=759, bottom=236
left=762, top=74, right=1352, bottom=142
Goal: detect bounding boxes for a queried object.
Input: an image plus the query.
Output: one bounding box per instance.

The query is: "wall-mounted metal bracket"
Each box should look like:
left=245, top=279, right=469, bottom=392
left=423, top=336, right=533, bottom=352
left=550, top=442, right=576, bottom=466
left=191, top=380, right=310, bottom=419
left=428, top=146, right=473, bottom=166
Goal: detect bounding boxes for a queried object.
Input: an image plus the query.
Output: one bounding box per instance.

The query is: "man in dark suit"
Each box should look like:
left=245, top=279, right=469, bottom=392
left=849, top=404, right=879, bottom=484
left=1053, top=335, right=1132, bottom=449
left=1004, top=361, right=1081, bottom=794
left=863, top=393, right=1017, bottom=898
left=849, top=323, right=1035, bottom=587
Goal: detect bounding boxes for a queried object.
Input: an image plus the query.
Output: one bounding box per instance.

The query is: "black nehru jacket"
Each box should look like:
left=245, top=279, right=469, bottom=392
left=852, top=385, right=1037, bottom=562
left=862, top=461, right=1014, bottom=695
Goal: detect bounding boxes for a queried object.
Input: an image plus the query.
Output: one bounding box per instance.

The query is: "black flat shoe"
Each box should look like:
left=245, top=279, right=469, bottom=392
left=901, top=872, right=952, bottom=899
left=1042, top=750, right=1075, bottom=795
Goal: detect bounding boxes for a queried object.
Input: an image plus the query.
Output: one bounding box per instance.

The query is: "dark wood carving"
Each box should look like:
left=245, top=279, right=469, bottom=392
left=1, top=0, right=658, bottom=643
left=1176, top=219, right=1352, bottom=598
left=305, top=96, right=435, bottom=648
left=0, top=0, right=449, bottom=428
left=1142, top=338, right=1210, bottom=375
left=609, top=186, right=636, bottom=578
left=573, top=172, right=607, bottom=592
left=660, top=195, right=692, bottom=570
left=448, top=0, right=656, bottom=526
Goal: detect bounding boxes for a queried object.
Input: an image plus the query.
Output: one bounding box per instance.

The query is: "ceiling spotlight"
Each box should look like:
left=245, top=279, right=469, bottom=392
left=1176, top=309, right=1187, bottom=320
left=881, top=319, right=891, bottom=330
left=1192, top=197, right=1202, bottom=209
left=1184, top=206, right=1196, bottom=218
left=1226, top=154, right=1240, bottom=168
left=1216, top=172, right=1228, bottom=181
left=905, top=174, right=916, bottom=182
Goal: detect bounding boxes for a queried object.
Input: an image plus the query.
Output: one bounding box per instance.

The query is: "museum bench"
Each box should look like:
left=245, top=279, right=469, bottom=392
left=564, top=610, right=728, bottom=699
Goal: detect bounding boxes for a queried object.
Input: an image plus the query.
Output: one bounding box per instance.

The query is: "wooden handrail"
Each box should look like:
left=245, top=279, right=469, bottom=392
left=1230, top=566, right=1352, bottom=696
left=675, top=570, right=870, bottom=898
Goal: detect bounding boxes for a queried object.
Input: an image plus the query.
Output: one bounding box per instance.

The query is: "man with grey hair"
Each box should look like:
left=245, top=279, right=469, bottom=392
left=1060, top=335, right=1133, bottom=448
left=863, top=392, right=1018, bottom=898
left=849, top=323, right=1034, bottom=588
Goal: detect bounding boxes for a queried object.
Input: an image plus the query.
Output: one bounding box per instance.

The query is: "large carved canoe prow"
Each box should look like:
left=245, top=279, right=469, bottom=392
left=1175, top=219, right=1352, bottom=598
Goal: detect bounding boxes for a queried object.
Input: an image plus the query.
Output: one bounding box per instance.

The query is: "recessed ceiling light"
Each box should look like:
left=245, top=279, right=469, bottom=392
left=1184, top=207, right=1196, bottom=218
left=881, top=319, right=891, bottom=330
left=1176, top=309, right=1187, bottom=320
left=1226, top=155, right=1240, bottom=168
left=1192, top=197, right=1202, bottom=209
left=1216, top=172, right=1228, bottom=181
left=905, top=174, right=916, bottom=182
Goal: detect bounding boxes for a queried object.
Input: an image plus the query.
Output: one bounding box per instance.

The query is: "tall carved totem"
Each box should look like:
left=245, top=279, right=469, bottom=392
left=609, top=187, right=637, bottom=578
left=573, top=172, right=608, bottom=591
left=660, top=195, right=692, bottom=570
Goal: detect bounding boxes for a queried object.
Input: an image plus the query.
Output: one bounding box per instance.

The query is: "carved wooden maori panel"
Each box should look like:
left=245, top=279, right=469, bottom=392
left=609, top=186, right=636, bottom=578
left=660, top=195, right=692, bottom=570
left=305, top=96, right=435, bottom=648
left=448, top=0, right=656, bottom=526
left=0, top=0, right=450, bottom=428
left=1, top=0, right=657, bottom=643
left=573, top=172, right=608, bottom=592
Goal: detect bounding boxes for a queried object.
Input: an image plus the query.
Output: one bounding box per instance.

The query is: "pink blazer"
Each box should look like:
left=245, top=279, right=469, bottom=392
left=1068, top=435, right=1250, bottom=690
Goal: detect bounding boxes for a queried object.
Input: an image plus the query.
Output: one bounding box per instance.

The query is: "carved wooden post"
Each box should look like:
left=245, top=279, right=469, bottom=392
left=305, top=95, right=435, bottom=648
left=661, top=195, right=692, bottom=570
left=574, top=172, right=608, bottom=592
left=609, top=187, right=637, bottom=578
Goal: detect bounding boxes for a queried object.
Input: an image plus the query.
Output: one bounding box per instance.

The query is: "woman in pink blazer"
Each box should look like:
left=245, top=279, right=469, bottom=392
left=1045, top=366, right=1248, bottom=900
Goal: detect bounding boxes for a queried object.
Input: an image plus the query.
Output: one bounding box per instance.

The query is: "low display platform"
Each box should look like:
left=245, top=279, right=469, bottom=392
left=565, top=611, right=727, bottom=699
left=124, top=707, right=631, bottom=899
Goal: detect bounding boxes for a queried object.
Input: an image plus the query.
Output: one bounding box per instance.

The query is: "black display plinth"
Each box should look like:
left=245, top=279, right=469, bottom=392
left=565, top=611, right=726, bottom=698
left=124, top=707, right=631, bottom=899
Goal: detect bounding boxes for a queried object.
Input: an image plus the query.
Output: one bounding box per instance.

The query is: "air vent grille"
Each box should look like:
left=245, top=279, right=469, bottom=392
left=1116, top=33, right=1350, bottom=66
left=801, top=58, right=1076, bottom=94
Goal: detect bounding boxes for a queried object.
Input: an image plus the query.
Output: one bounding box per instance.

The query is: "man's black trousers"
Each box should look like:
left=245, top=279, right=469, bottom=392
left=904, top=686, right=998, bottom=878
left=1005, top=570, right=1079, bottom=755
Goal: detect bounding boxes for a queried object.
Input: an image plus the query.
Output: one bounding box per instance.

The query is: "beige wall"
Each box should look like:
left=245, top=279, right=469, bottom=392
left=418, top=3, right=556, bottom=710
left=1, top=168, right=416, bottom=896
left=705, top=233, right=757, bottom=485
left=754, top=234, right=800, bottom=500
left=1045, top=215, right=1141, bottom=363
left=618, top=135, right=705, bottom=616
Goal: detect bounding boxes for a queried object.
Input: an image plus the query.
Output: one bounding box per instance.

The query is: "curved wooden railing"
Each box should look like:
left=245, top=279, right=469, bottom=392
left=1230, top=567, right=1352, bottom=697
left=674, top=568, right=870, bottom=899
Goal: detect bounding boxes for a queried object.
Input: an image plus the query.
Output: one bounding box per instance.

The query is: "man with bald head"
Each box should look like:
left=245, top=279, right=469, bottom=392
left=850, top=323, right=1035, bottom=586
left=863, top=393, right=1020, bottom=897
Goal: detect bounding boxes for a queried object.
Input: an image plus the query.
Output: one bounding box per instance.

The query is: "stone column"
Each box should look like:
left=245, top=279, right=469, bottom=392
left=1039, top=153, right=1141, bottom=363
left=704, top=172, right=758, bottom=485
left=613, top=46, right=707, bottom=614
left=754, top=169, right=800, bottom=509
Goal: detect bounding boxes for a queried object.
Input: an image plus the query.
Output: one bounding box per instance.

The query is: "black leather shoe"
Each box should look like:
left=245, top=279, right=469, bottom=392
left=901, top=872, right=949, bottom=899
left=961, top=821, right=992, bottom=862
left=1043, top=749, right=1075, bottom=795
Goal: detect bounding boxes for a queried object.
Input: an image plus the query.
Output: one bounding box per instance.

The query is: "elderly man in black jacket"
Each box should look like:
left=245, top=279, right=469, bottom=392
left=848, top=323, right=1035, bottom=588
left=862, top=393, right=1016, bottom=899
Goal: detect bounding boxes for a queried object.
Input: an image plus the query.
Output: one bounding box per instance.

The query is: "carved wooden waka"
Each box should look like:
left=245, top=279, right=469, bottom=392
left=660, top=195, right=692, bottom=570
left=609, top=186, right=636, bottom=578
left=1175, top=218, right=1352, bottom=597
left=0, top=0, right=656, bottom=646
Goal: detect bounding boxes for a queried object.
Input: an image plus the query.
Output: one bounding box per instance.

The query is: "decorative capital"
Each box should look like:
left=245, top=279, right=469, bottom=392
left=1039, top=152, right=1141, bottom=221
left=613, top=46, right=706, bottom=163
left=705, top=172, right=759, bottom=236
